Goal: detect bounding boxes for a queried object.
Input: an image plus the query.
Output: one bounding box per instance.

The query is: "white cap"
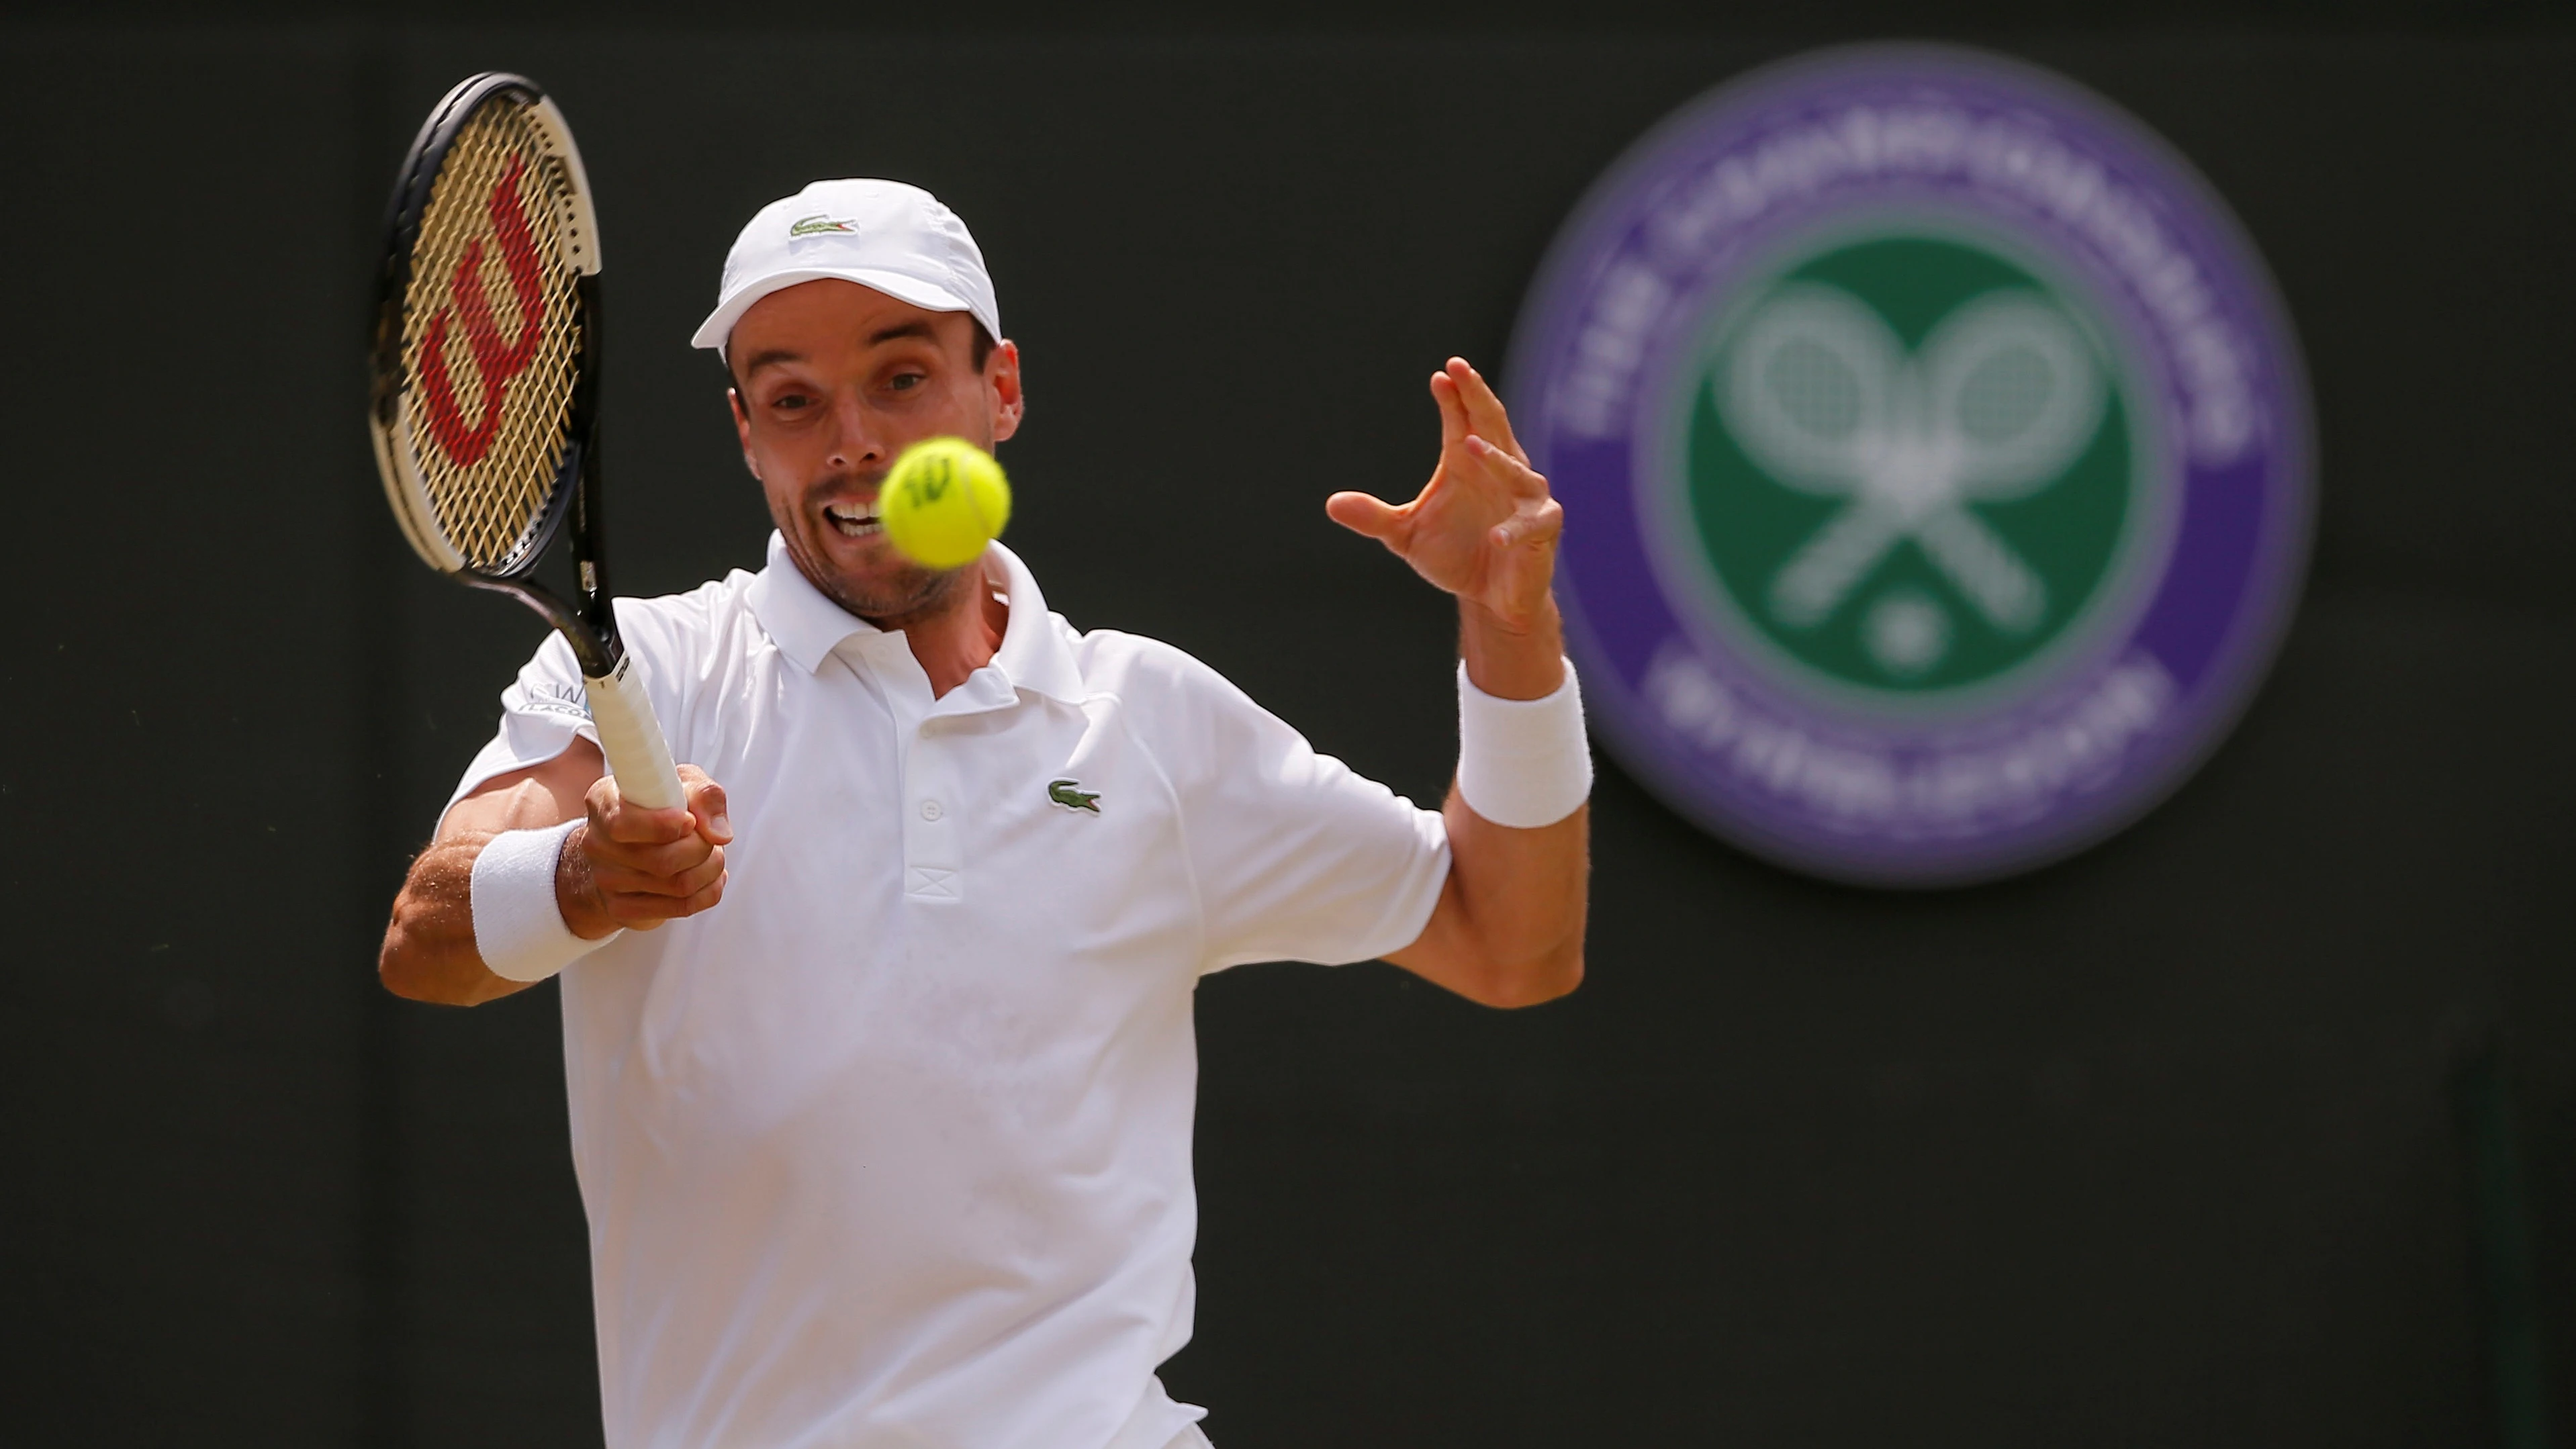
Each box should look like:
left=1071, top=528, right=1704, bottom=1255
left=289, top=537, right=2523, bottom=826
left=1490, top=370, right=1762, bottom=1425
left=690, top=179, right=1000, bottom=353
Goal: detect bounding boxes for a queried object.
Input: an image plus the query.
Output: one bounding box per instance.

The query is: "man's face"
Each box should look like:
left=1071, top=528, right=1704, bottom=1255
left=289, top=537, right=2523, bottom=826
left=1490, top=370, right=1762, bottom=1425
left=728, top=279, right=1023, bottom=620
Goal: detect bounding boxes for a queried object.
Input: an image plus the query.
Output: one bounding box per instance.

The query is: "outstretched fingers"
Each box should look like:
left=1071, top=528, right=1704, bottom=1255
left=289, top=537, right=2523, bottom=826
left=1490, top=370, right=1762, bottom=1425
left=1444, top=358, right=1526, bottom=463
left=1493, top=495, right=1565, bottom=553
left=1463, top=434, right=1549, bottom=500
left=1326, top=489, right=1412, bottom=550
left=1430, top=367, right=1471, bottom=453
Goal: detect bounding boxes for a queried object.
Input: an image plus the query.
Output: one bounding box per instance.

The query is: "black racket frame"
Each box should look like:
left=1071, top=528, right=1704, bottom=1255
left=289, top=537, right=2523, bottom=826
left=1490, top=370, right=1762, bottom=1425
left=370, top=70, right=626, bottom=680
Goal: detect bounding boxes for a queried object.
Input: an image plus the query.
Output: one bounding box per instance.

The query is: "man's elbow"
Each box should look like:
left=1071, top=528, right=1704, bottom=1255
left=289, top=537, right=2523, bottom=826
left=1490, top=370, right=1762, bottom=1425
left=1469, top=944, right=1584, bottom=1010
left=377, top=904, right=505, bottom=1007
left=377, top=926, right=445, bottom=1003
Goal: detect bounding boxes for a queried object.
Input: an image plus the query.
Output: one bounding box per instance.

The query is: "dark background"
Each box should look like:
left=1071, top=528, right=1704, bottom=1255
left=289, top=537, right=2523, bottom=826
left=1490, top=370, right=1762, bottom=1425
left=3, top=5, right=2571, bottom=1446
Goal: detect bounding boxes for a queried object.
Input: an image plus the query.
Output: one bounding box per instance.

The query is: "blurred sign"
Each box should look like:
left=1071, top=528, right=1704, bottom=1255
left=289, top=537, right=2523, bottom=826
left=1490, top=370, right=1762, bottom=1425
left=1511, top=45, right=2313, bottom=886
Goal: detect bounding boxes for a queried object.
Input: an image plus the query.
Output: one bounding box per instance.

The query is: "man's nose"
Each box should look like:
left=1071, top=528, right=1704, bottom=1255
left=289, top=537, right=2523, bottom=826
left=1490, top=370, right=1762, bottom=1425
left=824, top=395, right=885, bottom=474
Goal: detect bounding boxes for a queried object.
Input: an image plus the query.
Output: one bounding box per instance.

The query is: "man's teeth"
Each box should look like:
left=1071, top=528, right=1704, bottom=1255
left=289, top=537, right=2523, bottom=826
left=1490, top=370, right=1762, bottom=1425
left=824, top=504, right=881, bottom=537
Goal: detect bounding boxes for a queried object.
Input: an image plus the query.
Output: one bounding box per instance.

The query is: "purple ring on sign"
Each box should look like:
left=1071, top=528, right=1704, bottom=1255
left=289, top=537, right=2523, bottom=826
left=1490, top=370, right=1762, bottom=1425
left=1508, top=44, right=2313, bottom=886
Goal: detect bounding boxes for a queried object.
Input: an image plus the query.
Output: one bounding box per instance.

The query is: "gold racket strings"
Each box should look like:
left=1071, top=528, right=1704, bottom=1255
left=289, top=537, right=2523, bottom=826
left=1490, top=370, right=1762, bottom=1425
left=398, top=99, right=584, bottom=572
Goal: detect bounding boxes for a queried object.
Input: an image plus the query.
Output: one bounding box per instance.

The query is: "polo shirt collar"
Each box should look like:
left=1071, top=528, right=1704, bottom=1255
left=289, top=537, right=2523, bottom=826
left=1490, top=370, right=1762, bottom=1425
left=745, top=532, right=1084, bottom=705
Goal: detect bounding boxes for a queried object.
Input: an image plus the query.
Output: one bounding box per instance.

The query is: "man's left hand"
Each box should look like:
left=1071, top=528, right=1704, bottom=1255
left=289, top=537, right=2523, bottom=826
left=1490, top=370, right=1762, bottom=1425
left=1328, top=358, right=1588, bottom=1009
left=1327, top=357, right=1562, bottom=634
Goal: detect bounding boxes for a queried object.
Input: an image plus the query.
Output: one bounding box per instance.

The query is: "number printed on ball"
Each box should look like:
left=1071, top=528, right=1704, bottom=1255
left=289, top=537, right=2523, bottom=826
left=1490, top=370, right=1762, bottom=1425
left=882, top=436, right=1012, bottom=569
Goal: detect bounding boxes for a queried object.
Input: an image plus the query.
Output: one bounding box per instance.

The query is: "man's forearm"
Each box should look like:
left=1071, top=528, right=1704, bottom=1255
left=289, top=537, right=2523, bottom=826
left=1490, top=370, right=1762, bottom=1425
left=1459, top=595, right=1567, bottom=701
left=377, top=746, right=731, bottom=1005
left=1348, top=357, right=1588, bottom=1006
left=1382, top=596, right=1590, bottom=1007
left=1449, top=592, right=1588, bottom=1000
left=1432, top=792, right=1589, bottom=1005
left=379, top=837, right=537, bottom=1007
left=378, top=746, right=627, bottom=1005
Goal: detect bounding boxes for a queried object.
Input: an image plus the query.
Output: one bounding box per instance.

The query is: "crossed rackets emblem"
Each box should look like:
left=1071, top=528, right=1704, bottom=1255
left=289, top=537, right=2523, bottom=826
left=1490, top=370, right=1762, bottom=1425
left=1718, top=284, right=2106, bottom=646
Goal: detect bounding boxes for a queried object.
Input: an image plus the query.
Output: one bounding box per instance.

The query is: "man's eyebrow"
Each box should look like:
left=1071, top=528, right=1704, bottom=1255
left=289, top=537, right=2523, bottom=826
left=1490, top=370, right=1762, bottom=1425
left=737, top=348, right=804, bottom=376
left=735, top=323, right=936, bottom=382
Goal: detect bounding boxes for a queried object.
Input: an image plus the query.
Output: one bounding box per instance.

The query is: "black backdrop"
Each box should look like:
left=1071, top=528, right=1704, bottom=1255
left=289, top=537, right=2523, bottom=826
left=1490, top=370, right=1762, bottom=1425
left=3, top=13, right=2572, bottom=1448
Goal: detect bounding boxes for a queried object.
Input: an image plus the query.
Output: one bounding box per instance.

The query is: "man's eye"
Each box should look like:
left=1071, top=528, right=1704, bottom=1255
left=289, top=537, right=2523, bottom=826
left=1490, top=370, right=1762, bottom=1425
left=888, top=371, right=924, bottom=391
left=773, top=393, right=812, bottom=410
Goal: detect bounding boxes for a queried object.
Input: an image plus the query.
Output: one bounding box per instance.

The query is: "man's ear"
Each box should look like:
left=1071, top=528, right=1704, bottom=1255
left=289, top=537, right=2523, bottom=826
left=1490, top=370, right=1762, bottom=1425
left=986, top=338, right=1025, bottom=444
left=728, top=387, right=762, bottom=479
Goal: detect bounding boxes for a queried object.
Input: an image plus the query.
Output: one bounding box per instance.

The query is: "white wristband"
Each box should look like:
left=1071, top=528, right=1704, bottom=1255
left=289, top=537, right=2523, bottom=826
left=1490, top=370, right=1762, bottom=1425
left=1456, top=658, right=1593, bottom=829
left=470, top=819, right=616, bottom=983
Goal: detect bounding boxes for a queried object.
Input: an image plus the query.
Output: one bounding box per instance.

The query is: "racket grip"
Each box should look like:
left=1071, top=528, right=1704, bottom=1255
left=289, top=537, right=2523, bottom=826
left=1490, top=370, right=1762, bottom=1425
left=583, top=657, right=686, bottom=812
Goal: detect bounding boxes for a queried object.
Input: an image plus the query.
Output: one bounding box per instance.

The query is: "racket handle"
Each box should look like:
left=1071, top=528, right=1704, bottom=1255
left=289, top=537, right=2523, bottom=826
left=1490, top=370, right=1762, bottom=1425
left=583, top=657, right=686, bottom=812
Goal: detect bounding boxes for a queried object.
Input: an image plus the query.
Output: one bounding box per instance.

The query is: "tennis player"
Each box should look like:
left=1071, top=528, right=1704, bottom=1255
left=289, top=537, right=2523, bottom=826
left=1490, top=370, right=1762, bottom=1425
left=378, top=179, right=1591, bottom=1449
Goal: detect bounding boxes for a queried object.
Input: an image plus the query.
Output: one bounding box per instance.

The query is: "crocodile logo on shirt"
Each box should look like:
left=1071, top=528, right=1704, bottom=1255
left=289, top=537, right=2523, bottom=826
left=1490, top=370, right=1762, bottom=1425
left=1046, top=778, right=1101, bottom=813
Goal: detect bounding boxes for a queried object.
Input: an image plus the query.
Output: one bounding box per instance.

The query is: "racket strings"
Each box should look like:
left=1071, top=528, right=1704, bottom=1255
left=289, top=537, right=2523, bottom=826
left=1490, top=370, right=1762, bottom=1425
left=399, top=100, right=584, bottom=571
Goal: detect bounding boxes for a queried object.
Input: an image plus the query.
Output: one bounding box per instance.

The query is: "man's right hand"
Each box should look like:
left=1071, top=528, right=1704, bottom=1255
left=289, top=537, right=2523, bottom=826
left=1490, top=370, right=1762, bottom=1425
left=381, top=739, right=735, bottom=1006
left=559, top=765, right=733, bottom=939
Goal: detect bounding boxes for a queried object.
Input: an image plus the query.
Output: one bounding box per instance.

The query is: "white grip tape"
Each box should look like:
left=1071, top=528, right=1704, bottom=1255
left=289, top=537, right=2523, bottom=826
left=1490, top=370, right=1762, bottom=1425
left=1455, top=658, right=1593, bottom=829
left=584, top=655, right=684, bottom=812
left=470, top=819, right=617, bottom=983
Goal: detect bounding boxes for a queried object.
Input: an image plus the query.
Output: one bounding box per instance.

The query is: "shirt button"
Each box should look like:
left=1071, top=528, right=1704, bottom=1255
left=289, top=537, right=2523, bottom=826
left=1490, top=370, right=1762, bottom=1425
left=919, top=800, right=944, bottom=821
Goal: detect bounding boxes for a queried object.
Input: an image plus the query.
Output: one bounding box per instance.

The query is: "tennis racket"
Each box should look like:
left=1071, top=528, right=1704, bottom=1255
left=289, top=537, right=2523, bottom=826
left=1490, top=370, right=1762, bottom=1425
left=367, top=72, right=683, bottom=812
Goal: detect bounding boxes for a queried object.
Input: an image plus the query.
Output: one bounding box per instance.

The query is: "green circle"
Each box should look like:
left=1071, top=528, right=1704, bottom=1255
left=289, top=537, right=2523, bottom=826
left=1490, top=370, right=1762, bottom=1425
left=1686, top=236, right=2135, bottom=696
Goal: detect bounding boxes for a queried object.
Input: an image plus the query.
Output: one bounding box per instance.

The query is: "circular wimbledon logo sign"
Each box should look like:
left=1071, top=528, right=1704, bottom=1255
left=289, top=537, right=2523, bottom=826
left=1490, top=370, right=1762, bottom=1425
left=1511, top=46, right=2313, bottom=885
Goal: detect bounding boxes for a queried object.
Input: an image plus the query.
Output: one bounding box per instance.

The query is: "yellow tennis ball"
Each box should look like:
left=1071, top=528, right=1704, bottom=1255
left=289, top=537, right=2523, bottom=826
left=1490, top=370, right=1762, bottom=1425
left=880, top=436, right=1011, bottom=569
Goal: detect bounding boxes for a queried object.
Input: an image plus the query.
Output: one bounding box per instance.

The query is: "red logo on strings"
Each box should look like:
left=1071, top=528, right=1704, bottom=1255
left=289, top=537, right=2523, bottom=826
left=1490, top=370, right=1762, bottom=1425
left=417, top=153, right=547, bottom=467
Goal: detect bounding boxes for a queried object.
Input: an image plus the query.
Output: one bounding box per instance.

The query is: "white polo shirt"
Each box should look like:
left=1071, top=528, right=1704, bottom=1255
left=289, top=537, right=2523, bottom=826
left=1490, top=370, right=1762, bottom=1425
left=447, top=535, right=1451, bottom=1449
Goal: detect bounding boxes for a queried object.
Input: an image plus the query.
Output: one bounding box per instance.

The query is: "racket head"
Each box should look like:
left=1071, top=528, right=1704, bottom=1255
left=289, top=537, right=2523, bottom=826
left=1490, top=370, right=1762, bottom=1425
left=369, top=73, right=600, bottom=583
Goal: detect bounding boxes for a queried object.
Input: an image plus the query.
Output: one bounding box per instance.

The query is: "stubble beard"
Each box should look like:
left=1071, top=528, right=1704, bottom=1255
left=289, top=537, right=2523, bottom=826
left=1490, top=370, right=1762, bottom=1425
left=777, top=475, right=970, bottom=626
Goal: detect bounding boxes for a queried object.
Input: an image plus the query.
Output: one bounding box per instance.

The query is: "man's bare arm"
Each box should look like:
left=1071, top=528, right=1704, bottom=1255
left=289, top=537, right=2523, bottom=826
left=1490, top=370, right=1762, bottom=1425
left=1390, top=792, right=1588, bottom=1009
left=1329, top=357, right=1589, bottom=1009
left=1385, top=595, right=1588, bottom=1008
left=378, top=738, right=732, bottom=1007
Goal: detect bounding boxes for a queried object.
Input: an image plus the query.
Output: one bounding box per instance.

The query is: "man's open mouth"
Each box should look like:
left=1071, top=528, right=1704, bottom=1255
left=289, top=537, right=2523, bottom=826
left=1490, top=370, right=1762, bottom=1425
left=823, top=502, right=882, bottom=538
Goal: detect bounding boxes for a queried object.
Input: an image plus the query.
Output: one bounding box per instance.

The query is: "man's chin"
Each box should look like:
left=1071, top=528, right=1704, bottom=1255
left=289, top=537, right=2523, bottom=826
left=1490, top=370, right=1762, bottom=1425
left=792, top=528, right=952, bottom=621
